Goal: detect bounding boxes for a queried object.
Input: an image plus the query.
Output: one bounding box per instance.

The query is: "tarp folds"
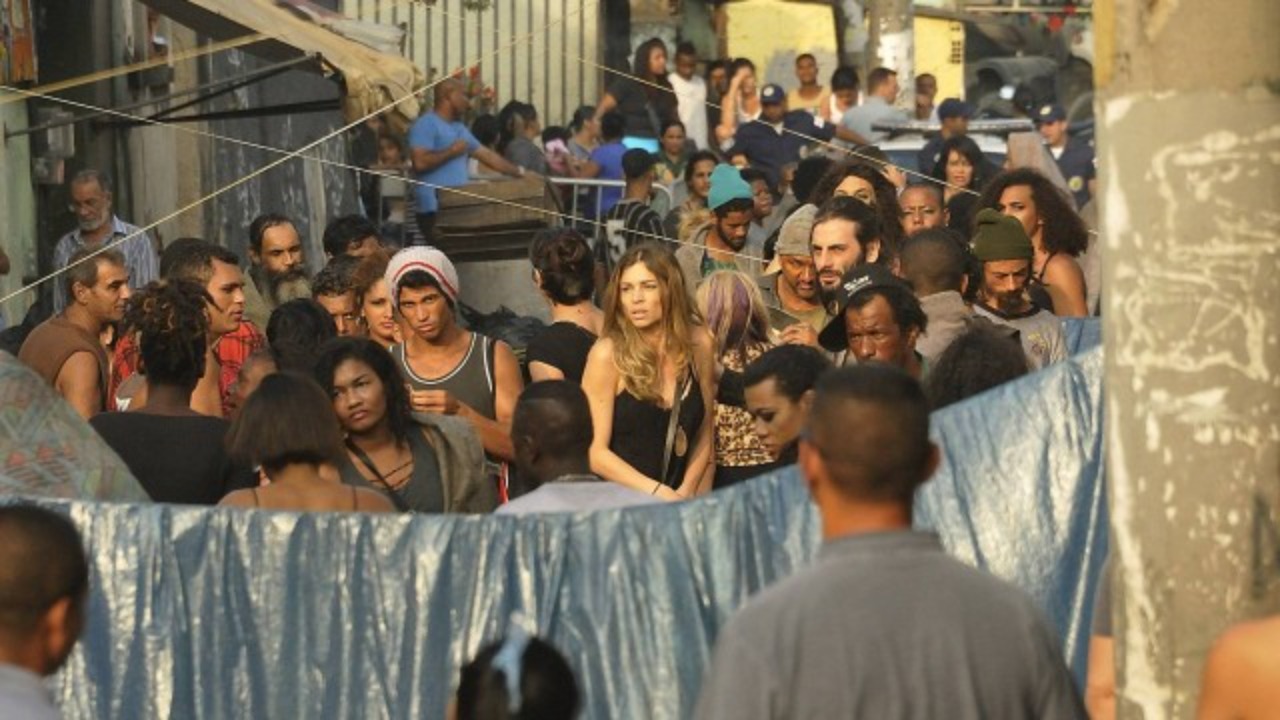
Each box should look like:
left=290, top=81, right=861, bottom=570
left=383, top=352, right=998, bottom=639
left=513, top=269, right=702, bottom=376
left=19, top=343, right=1106, bottom=719
left=141, top=0, right=425, bottom=128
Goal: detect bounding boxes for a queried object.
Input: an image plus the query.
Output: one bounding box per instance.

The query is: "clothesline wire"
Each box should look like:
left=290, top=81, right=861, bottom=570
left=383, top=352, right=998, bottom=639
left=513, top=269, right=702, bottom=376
left=0, top=78, right=808, bottom=322
left=0, top=3, right=592, bottom=309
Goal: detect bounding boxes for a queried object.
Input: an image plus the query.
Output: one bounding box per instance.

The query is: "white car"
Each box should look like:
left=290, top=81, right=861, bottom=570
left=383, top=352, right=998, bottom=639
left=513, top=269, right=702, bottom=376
left=872, top=118, right=1036, bottom=176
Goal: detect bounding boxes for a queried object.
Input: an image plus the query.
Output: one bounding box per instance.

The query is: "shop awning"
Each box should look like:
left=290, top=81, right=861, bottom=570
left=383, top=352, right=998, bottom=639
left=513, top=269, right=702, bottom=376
left=141, top=0, right=426, bottom=129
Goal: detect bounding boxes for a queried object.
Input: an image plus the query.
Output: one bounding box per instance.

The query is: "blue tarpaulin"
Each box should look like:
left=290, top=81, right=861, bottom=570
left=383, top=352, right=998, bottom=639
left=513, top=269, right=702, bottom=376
left=2, top=323, right=1107, bottom=719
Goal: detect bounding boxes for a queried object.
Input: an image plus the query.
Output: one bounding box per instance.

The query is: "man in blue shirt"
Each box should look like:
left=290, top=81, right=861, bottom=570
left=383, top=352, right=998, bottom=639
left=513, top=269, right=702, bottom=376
left=839, top=67, right=910, bottom=146
left=729, top=84, right=856, bottom=196
left=408, top=79, right=527, bottom=244
left=1036, top=103, right=1096, bottom=209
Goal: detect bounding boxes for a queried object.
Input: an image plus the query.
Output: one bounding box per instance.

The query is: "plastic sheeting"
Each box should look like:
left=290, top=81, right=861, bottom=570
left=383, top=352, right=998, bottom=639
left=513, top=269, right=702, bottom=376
left=8, top=339, right=1107, bottom=719
left=0, top=352, right=146, bottom=501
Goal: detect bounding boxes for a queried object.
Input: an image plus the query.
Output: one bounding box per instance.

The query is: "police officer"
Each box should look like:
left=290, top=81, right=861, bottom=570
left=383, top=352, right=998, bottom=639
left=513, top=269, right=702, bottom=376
left=1035, top=103, right=1095, bottom=209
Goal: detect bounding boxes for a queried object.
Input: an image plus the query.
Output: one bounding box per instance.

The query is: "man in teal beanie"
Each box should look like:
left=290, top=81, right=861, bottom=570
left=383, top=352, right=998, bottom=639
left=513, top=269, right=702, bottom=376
left=970, top=208, right=1065, bottom=370
left=675, top=164, right=764, bottom=293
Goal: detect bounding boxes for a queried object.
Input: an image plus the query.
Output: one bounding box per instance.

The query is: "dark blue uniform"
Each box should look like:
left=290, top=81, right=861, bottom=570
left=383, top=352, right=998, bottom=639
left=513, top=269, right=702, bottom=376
left=1053, top=137, right=1095, bottom=209
left=729, top=111, right=835, bottom=193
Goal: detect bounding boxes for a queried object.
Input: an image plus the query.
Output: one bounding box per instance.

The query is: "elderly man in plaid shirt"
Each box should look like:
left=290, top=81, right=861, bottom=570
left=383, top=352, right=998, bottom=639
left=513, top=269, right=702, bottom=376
left=51, top=170, right=158, bottom=313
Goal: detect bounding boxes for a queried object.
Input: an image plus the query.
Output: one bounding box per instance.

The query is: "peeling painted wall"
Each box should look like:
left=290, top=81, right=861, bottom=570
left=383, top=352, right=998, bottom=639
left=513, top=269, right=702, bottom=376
left=1097, top=1, right=1280, bottom=717
left=203, top=50, right=360, bottom=274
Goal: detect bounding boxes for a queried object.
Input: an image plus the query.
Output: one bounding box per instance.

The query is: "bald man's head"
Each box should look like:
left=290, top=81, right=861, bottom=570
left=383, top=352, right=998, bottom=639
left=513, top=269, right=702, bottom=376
left=899, top=228, right=969, bottom=298
left=0, top=505, right=88, bottom=675
left=511, top=381, right=594, bottom=492
left=434, top=79, right=468, bottom=116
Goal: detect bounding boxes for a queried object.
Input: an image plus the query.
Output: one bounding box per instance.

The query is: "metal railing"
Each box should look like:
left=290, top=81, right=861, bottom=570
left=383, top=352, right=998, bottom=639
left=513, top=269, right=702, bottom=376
left=547, top=177, right=676, bottom=226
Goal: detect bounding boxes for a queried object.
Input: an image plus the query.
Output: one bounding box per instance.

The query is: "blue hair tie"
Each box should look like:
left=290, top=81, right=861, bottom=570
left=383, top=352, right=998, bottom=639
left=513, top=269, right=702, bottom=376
left=491, top=617, right=532, bottom=712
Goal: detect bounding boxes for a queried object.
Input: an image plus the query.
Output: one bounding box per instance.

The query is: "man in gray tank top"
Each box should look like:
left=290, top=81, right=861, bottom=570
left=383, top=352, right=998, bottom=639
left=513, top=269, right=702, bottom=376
left=385, top=246, right=523, bottom=462
left=695, top=365, right=1086, bottom=720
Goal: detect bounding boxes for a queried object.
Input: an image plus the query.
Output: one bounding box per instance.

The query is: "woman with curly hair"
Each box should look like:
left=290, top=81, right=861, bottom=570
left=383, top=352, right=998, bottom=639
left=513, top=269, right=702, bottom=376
left=581, top=243, right=716, bottom=500
left=977, top=167, right=1090, bottom=317
left=90, top=280, right=255, bottom=504
left=349, top=249, right=401, bottom=348
left=931, top=135, right=997, bottom=204
left=810, top=158, right=907, bottom=259
left=695, top=271, right=777, bottom=488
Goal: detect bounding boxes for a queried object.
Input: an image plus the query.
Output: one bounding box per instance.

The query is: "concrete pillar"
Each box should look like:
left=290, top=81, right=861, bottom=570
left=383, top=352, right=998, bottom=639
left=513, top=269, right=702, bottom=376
left=866, top=0, right=912, bottom=106
left=1096, top=0, right=1280, bottom=717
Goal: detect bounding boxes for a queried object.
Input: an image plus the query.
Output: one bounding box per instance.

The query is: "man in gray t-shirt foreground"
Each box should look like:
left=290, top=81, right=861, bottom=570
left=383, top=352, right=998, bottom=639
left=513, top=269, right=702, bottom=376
left=695, top=365, right=1085, bottom=720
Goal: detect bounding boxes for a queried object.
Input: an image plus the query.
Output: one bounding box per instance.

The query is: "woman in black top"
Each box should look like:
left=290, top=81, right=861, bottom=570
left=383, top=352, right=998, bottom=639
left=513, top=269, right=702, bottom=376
left=525, top=228, right=603, bottom=383
left=314, top=337, right=498, bottom=513
left=593, top=37, right=677, bottom=140
left=90, top=280, right=255, bottom=504
left=581, top=243, right=716, bottom=500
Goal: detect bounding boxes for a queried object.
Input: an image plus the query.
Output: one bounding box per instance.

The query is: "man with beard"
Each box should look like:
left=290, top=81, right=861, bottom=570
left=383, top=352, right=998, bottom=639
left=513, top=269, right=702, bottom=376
left=810, top=196, right=882, bottom=315
left=970, top=209, right=1065, bottom=370
left=759, top=204, right=828, bottom=340
left=242, top=213, right=312, bottom=330
left=110, top=239, right=262, bottom=417
left=51, top=170, right=156, bottom=313
left=20, top=247, right=130, bottom=418
left=0, top=505, right=90, bottom=718
left=675, top=164, right=763, bottom=292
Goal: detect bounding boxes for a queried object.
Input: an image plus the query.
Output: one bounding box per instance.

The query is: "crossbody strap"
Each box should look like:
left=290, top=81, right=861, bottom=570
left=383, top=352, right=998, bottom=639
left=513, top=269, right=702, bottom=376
left=659, top=371, right=694, bottom=488
left=345, top=438, right=411, bottom=513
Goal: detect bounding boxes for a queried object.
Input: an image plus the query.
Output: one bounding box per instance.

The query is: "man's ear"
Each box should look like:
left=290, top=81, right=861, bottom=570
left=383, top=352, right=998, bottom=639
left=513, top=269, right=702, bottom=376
left=959, top=274, right=969, bottom=297
left=922, top=441, right=941, bottom=483
left=40, top=594, right=84, bottom=675
left=798, top=389, right=816, bottom=417
left=905, top=325, right=921, bottom=352
left=798, top=437, right=823, bottom=498
left=865, top=238, right=882, bottom=264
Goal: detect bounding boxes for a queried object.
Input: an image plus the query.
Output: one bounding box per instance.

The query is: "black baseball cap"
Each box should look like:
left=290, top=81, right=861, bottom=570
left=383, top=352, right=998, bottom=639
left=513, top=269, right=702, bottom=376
left=818, top=264, right=911, bottom=352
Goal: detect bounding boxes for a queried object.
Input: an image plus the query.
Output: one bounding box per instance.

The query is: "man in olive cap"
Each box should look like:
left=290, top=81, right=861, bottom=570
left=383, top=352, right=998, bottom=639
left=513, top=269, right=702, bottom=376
left=970, top=208, right=1065, bottom=370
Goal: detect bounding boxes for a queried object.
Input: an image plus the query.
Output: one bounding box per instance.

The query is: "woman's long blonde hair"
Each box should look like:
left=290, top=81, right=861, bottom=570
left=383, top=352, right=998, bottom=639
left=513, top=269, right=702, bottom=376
left=695, top=270, right=772, bottom=366
left=602, top=243, right=702, bottom=404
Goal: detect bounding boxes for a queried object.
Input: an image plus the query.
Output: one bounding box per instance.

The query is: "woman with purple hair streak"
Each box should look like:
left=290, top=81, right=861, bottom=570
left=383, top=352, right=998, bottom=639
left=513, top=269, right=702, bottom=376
left=695, top=270, right=779, bottom=489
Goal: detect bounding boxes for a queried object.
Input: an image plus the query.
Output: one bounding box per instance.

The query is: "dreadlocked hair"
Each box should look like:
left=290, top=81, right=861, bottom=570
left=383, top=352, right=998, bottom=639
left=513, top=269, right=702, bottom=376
left=123, top=279, right=212, bottom=389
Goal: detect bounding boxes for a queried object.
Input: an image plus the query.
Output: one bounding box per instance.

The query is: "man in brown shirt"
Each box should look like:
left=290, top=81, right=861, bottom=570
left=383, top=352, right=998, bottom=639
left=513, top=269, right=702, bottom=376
left=19, top=247, right=130, bottom=419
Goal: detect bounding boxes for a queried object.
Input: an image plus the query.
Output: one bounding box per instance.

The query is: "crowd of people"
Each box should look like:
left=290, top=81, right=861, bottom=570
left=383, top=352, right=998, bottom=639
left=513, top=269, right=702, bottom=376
left=11, top=37, right=1274, bottom=720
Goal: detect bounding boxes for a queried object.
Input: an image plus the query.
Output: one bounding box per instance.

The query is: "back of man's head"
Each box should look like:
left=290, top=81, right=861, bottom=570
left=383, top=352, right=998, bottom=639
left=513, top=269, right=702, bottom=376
left=866, top=67, right=897, bottom=97
left=161, top=238, right=240, bottom=286
left=0, top=505, right=88, bottom=675
left=899, top=228, right=969, bottom=297
left=511, top=380, right=594, bottom=491
left=321, top=215, right=378, bottom=259
left=600, top=111, right=626, bottom=143
left=805, top=365, right=933, bottom=504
